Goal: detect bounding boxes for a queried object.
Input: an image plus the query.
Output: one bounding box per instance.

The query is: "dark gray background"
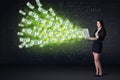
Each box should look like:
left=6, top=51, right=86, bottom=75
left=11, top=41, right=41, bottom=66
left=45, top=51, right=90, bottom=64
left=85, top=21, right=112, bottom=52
left=1, top=0, right=120, bottom=64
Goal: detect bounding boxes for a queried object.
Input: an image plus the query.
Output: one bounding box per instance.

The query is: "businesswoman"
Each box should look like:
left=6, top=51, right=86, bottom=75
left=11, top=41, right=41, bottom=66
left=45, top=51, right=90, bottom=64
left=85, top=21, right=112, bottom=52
left=87, top=20, right=106, bottom=77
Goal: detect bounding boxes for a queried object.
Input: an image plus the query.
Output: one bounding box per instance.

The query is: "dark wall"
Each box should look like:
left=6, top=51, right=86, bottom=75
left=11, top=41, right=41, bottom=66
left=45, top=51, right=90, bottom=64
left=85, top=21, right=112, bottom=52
left=1, top=0, right=120, bottom=64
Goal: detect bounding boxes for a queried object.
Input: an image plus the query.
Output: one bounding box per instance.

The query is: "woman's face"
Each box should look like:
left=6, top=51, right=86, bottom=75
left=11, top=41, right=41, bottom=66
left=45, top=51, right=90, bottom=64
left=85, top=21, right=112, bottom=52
left=96, top=21, right=102, bottom=28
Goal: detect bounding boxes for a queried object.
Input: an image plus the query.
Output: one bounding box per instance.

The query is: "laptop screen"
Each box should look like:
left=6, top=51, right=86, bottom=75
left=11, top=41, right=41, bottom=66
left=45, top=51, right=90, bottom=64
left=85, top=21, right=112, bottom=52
left=82, top=28, right=90, bottom=38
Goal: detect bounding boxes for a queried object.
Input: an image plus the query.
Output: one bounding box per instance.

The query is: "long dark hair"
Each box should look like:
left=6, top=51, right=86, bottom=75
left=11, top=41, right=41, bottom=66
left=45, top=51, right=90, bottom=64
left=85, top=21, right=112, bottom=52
left=98, top=20, right=106, bottom=40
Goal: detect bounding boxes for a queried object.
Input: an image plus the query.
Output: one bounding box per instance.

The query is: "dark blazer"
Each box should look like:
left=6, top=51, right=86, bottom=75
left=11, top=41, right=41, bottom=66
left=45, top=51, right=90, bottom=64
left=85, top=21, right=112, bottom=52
left=93, top=28, right=106, bottom=41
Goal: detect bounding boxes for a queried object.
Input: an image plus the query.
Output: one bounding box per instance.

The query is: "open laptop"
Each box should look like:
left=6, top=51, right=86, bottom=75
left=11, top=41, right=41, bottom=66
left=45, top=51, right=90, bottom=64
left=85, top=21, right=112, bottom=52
left=82, top=28, right=90, bottom=39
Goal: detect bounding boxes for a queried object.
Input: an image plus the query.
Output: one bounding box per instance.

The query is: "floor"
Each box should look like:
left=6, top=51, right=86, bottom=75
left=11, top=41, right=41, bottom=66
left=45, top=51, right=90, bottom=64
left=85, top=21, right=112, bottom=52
left=0, top=64, right=120, bottom=80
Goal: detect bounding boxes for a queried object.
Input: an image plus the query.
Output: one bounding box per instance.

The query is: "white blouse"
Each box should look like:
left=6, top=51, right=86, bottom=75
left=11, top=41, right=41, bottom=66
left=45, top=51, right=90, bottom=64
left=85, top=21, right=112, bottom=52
left=95, top=28, right=101, bottom=39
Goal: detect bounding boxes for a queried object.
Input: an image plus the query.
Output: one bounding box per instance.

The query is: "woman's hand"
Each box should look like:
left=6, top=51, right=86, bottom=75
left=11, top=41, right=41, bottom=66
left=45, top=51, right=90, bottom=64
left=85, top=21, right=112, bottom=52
left=85, top=37, right=97, bottom=41
left=89, top=37, right=97, bottom=40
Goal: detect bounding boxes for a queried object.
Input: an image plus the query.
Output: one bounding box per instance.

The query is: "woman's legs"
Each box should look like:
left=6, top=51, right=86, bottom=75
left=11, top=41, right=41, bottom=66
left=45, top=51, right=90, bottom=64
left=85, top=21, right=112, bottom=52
left=93, top=52, right=102, bottom=76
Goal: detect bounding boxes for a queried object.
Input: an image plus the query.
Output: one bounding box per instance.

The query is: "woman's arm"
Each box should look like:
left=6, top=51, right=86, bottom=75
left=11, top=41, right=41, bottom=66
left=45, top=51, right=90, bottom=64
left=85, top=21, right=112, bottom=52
left=87, top=37, right=97, bottom=41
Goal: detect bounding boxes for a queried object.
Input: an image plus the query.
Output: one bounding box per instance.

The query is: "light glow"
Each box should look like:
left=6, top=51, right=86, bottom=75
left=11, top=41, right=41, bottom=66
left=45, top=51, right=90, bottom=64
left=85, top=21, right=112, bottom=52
left=17, top=0, right=84, bottom=48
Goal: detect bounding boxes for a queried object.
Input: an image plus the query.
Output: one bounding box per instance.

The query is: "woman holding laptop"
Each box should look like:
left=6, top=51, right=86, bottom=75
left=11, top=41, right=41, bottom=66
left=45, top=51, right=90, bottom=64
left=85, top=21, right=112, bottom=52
left=86, top=20, right=106, bottom=77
